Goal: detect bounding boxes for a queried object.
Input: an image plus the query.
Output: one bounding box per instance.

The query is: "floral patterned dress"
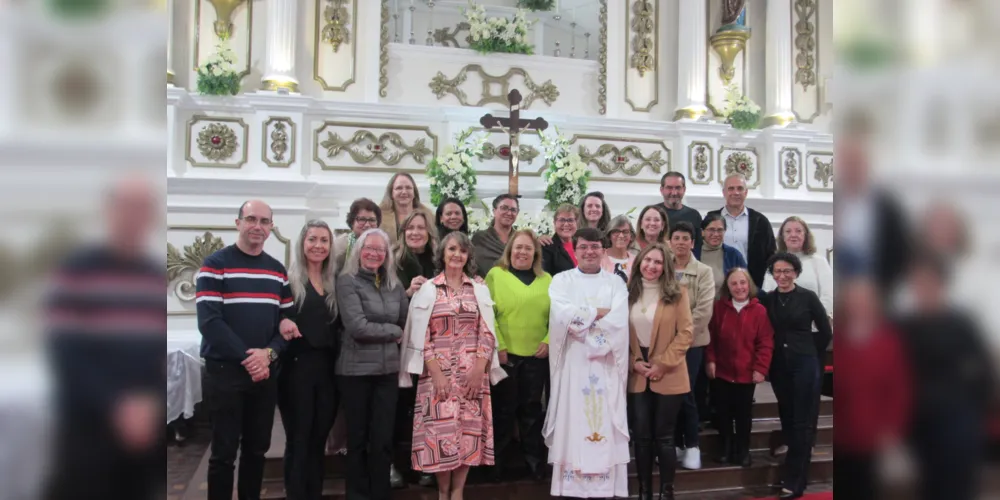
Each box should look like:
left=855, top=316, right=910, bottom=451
left=411, top=273, right=496, bottom=473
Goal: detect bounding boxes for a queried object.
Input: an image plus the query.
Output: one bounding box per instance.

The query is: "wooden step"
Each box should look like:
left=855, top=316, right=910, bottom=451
left=250, top=446, right=833, bottom=499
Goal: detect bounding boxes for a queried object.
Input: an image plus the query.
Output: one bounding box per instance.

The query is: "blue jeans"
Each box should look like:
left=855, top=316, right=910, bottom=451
left=674, top=346, right=704, bottom=449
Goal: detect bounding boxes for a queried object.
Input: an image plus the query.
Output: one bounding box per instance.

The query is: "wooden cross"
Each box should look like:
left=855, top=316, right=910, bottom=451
left=479, top=89, right=549, bottom=197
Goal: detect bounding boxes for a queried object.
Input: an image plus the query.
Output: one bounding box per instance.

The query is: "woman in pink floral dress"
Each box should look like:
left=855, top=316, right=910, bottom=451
left=402, top=231, right=502, bottom=500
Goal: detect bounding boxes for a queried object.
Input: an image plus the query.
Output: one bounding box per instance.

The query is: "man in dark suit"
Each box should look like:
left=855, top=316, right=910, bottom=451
left=705, top=174, right=776, bottom=288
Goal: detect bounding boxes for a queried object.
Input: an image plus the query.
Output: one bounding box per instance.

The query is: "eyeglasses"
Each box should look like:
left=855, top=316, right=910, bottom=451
left=241, top=215, right=273, bottom=226
left=555, top=217, right=577, bottom=225
left=362, top=246, right=387, bottom=255
left=496, top=205, right=519, bottom=214
left=393, top=185, right=414, bottom=192
left=772, top=268, right=796, bottom=275
left=608, top=229, right=630, bottom=237
left=355, top=217, right=378, bottom=226
left=704, top=228, right=725, bottom=234
left=576, top=244, right=603, bottom=252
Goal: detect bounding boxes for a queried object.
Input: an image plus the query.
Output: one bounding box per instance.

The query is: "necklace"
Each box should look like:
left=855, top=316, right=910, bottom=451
left=777, top=290, right=792, bottom=307
left=640, top=293, right=658, bottom=313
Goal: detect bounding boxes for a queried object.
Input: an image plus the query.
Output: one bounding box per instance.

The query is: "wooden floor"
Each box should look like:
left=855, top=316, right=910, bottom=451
left=176, top=382, right=834, bottom=499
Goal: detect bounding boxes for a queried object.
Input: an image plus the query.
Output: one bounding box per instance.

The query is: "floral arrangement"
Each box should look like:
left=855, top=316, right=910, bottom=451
left=722, top=83, right=761, bottom=131
left=196, top=42, right=242, bottom=96
left=539, top=126, right=591, bottom=210
left=516, top=0, right=555, bottom=11
left=427, top=127, right=488, bottom=206
left=465, top=3, right=534, bottom=55
left=467, top=204, right=554, bottom=236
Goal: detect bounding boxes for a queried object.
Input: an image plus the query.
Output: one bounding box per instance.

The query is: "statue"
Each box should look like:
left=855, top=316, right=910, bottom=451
left=720, top=0, right=747, bottom=29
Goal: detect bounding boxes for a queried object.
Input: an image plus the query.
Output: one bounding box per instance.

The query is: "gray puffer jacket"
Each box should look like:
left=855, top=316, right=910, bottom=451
left=335, top=267, right=409, bottom=376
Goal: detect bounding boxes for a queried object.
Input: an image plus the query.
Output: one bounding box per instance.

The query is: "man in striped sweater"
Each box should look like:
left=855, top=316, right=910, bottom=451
left=197, top=199, right=299, bottom=500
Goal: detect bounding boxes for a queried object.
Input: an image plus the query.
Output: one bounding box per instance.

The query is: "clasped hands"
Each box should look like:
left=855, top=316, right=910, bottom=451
left=242, top=348, right=271, bottom=382
left=705, top=362, right=766, bottom=384
left=632, top=360, right=667, bottom=382
left=431, top=370, right=484, bottom=400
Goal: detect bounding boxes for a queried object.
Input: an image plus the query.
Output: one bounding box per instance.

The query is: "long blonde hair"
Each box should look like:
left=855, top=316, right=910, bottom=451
left=380, top=172, right=426, bottom=213
left=627, top=243, right=682, bottom=306
left=289, top=220, right=337, bottom=316
left=392, top=211, right=439, bottom=266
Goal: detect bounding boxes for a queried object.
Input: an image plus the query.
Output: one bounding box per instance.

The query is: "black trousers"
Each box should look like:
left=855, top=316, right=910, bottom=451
left=45, top=410, right=163, bottom=500
left=711, top=379, right=755, bottom=460
left=675, top=346, right=705, bottom=449
left=340, top=374, right=398, bottom=500
left=628, top=387, right=684, bottom=494
left=277, top=350, right=338, bottom=500
left=492, top=354, right=549, bottom=472
left=205, top=360, right=279, bottom=500
left=769, top=351, right=820, bottom=495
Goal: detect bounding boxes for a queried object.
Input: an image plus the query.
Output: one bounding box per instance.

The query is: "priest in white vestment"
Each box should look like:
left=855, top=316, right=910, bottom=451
left=543, top=227, right=631, bottom=498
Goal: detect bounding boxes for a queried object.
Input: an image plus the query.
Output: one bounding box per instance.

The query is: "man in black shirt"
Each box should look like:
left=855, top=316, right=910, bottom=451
left=659, top=172, right=703, bottom=249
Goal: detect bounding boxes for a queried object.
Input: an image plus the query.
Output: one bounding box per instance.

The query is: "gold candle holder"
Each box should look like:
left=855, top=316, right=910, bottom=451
left=207, top=0, right=247, bottom=40
left=710, top=29, right=751, bottom=85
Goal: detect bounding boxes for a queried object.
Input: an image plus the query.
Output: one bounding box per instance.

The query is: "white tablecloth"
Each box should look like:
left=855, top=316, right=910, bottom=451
left=167, top=333, right=203, bottom=424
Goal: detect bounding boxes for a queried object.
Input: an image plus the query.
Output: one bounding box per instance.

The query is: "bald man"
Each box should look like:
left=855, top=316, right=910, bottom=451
left=44, top=174, right=165, bottom=500
left=197, top=199, right=297, bottom=500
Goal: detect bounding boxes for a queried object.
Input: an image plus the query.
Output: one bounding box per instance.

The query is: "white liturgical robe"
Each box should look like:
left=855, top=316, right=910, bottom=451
left=543, top=268, right=631, bottom=498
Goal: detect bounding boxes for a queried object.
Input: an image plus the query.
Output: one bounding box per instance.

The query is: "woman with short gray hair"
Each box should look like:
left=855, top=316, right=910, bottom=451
left=336, top=228, right=408, bottom=500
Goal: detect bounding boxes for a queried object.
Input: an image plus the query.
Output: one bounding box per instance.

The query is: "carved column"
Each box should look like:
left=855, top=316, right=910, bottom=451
left=260, top=0, right=299, bottom=92
left=673, top=0, right=707, bottom=120
left=166, top=0, right=175, bottom=85
left=762, top=0, right=795, bottom=127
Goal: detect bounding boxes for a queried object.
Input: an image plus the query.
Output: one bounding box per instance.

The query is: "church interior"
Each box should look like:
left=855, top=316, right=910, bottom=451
left=166, top=0, right=835, bottom=498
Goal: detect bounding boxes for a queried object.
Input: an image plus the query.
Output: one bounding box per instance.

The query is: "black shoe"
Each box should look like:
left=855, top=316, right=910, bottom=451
left=417, top=473, right=435, bottom=487
left=778, top=488, right=802, bottom=499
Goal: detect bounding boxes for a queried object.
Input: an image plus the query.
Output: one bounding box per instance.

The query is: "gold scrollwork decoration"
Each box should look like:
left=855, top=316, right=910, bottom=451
left=578, top=144, right=666, bottom=176
left=687, top=141, right=713, bottom=185
left=598, top=0, right=608, bottom=115
left=794, top=0, right=817, bottom=91
left=197, top=123, right=239, bottom=162
left=322, top=0, right=351, bottom=52
left=167, top=231, right=225, bottom=302
left=813, top=157, right=833, bottom=189
left=779, top=147, right=803, bottom=189
left=320, top=130, right=433, bottom=166
left=483, top=142, right=539, bottom=164
left=434, top=22, right=471, bottom=47
left=629, top=1, right=655, bottom=77
left=263, top=117, right=296, bottom=168
left=379, top=0, right=389, bottom=97
left=428, top=65, right=559, bottom=109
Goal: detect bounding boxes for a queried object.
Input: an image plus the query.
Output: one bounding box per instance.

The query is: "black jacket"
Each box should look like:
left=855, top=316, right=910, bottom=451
left=541, top=240, right=576, bottom=277
left=705, top=207, right=776, bottom=289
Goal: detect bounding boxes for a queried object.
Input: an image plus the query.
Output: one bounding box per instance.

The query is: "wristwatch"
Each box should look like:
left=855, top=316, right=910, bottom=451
left=267, top=348, right=278, bottom=363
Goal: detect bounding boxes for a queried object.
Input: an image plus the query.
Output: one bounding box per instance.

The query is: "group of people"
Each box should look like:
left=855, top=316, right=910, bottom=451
left=196, top=170, right=833, bottom=500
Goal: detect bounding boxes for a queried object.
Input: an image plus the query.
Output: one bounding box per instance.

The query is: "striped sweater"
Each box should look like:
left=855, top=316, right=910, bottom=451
left=196, top=245, right=293, bottom=362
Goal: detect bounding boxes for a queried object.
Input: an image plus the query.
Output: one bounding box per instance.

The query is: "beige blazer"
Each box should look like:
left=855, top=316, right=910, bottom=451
left=380, top=205, right=434, bottom=246
left=628, top=286, right=694, bottom=395
left=677, top=256, right=716, bottom=348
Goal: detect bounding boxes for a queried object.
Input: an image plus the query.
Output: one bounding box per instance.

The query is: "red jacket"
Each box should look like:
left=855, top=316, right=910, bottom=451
left=706, top=298, right=774, bottom=384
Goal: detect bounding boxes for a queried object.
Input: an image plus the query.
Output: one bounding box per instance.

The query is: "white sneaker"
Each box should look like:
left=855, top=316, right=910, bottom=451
left=774, top=445, right=789, bottom=456
left=676, top=447, right=686, bottom=460
left=681, top=446, right=702, bottom=470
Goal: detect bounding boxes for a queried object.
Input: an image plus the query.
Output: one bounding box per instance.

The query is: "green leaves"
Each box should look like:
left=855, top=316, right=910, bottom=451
left=196, top=66, right=242, bottom=96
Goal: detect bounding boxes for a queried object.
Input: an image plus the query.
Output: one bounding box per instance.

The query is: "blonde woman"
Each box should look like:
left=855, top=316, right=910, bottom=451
left=379, top=172, right=434, bottom=246
left=626, top=243, right=693, bottom=500
left=636, top=205, right=670, bottom=251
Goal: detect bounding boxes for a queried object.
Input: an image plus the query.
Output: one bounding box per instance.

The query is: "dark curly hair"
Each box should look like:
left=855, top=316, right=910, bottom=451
left=767, top=251, right=803, bottom=277
left=346, top=198, right=382, bottom=228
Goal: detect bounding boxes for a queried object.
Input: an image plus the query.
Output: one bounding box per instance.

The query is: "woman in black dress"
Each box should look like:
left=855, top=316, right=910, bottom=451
left=277, top=220, right=341, bottom=500
left=758, top=252, right=832, bottom=499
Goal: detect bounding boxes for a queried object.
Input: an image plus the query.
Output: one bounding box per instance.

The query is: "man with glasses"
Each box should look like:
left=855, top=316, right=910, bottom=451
left=472, top=194, right=519, bottom=278
left=197, top=200, right=298, bottom=500
left=542, top=204, right=581, bottom=277
left=334, top=198, right=383, bottom=270
left=705, top=174, right=776, bottom=288
left=659, top=172, right=703, bottom=250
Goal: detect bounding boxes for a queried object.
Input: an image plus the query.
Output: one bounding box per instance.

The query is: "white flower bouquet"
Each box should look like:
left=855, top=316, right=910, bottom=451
left=427, top=127, right=487, bottom=206
left=539, top=126, right=591, bottom=210
left=465, top=2, right=534, bottom=55
left=196, top=41, right=242, bottom=96
left=722, top=83, right=761, bottom=131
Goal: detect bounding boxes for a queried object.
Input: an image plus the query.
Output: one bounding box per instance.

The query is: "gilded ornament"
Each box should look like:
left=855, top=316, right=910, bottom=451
left=691, top=143, right=710, bottom=182
left=794, top=0, right=817, bottom=91
left=207, top=0, right=247, bottom=40
left=167, top=232, right=225, bottom=301
left=428, top=65, right=559, bottom=109
left=197, top=123, right=239, bottom=162
left=270, top=122, right=289, bottom=162
left=598, top=0, right=608, bottom=115
left=433, top=22, right=471, bottom=47
left=780, top=147, right=802, bottom=189
left=725, top=151, right=755, bottom=181
left=578, top=144, right=666, bottom=176
left=321, top=130, right=433, bottom=166
left=710, top=29, right=750, bottom=84
left=322, top=0, right=351, bottom=52
left=379, top=0, right=389, bottom=98
left=483, top=142, right=539, bottom=164
left=629, top=1, right=655, bottom=77
left=813, top=157, right=833, bottom=187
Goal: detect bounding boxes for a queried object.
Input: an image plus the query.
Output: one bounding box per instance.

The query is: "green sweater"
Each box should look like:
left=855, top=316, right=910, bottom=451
left=485, top=267, right=552, bottom=356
